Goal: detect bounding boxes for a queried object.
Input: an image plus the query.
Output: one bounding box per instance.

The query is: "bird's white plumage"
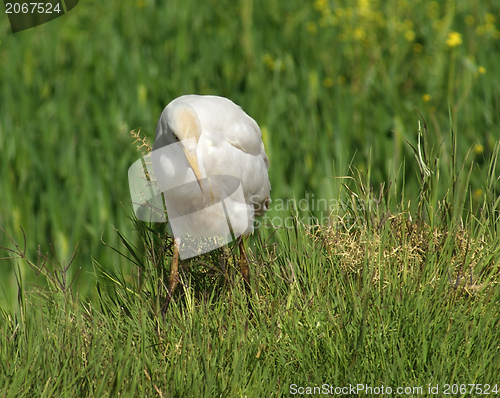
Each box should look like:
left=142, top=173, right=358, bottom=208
left=152, top=95, right=271, bottom=237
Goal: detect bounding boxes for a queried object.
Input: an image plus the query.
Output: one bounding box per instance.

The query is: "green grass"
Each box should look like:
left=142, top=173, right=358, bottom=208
left=2, top=138, right=500, bottom=395
left=1, top=0, right=500, bottom=395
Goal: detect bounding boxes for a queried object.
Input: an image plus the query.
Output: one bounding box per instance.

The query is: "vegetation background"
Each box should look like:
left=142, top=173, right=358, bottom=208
left=0, top=0, right=499, bottom=396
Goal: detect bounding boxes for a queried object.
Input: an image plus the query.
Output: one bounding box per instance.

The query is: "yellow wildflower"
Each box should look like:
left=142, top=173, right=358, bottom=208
left=446, top=32, right=462, bottom=47
left=426, top=1, right=439, bottom=18
left=314, top=0, right=328, bottom=11
left=485, top=13, right=496, bottom=24
left=405, top=30, right=415, bottom=42
left=323, top=77, right=334, bottom=88
left=263, top=54, right=275, bottom=71
left=474, top=144, right=484, bottom=154
left=478, top=66, right=486, bottom=74
left=413, top=43, right=423, bottom=53
left=404, top=19, right=414, bottom=30
left=423, top=94, right=431, bottom=103
left=465, top=15, right=475, bottom=26
left=354, top=27, right=366, bottom=41
left=307, top=21, right=318, bottom=34
left=358, top=0, right=371, bottom=17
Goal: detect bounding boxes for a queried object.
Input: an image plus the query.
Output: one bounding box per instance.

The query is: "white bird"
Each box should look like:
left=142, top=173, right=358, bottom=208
left=151, top=95, right=271, bottom=316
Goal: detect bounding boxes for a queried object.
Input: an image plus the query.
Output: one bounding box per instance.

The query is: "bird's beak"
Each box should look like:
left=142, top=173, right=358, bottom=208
left=182, top=147, right=204, bottom=191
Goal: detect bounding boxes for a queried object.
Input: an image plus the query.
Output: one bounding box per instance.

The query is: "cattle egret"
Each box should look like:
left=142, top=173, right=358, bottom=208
left=151, top=95, right=271, bottom=316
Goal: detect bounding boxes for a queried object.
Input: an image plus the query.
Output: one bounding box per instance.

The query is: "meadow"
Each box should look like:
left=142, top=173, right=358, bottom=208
left=1, top=0, right=500, bottom=396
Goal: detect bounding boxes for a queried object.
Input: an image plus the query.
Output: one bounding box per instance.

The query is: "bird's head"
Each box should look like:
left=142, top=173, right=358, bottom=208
left=165, top=102, right=201, bottom=145
left=154, top=101, right=204, bottom=191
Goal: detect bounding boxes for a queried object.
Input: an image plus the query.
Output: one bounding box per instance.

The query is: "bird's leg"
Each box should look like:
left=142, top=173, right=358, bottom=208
left=219, top=246, right=231, bottom=287
left=238, top=236, right=254, bottom=314
left=238, top=236, right=250, bottom=289
left=161, top=238, right=180, bottom=318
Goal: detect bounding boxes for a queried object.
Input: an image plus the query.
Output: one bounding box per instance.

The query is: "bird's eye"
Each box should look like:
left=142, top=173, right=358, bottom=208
left=173, top=134, right=180, bottom=142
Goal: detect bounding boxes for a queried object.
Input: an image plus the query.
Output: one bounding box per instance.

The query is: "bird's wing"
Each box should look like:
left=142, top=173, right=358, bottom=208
left=223, top=118, right=269, bottom=168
